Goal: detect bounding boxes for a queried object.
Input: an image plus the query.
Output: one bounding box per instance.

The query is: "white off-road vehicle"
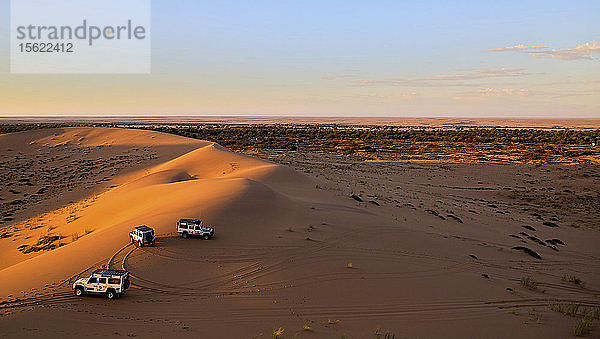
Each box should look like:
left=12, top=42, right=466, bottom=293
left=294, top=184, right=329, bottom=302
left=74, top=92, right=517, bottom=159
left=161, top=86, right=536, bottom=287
left=129, top=225, right=155, bottom=247
left=177, top=219, right=214, bottom=239
left=73, top=269, right=130, bottom=299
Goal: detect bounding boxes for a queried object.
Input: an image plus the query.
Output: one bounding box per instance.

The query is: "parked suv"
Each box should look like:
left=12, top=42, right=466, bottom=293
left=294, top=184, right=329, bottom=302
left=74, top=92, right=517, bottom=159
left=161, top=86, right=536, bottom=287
left=73, top=269, right=130, bottom=299
left=177, top=219, right=214, bottom=239
left=129, top=225, right=155, bottom=247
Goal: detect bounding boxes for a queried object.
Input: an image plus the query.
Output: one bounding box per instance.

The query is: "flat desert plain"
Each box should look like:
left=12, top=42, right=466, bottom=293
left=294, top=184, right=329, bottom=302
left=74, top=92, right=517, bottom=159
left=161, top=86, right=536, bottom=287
left=1, top=127, right=599, bottom=338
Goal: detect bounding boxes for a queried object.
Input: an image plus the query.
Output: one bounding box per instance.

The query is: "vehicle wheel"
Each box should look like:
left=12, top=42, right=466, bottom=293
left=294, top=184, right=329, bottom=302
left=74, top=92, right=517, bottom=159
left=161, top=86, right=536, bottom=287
left=203, top=234, right=210, bottom=240
left=182, top=232, right=188, bottom=239
left=106, top=290, right=116, bottom=299
left=75, top=287, right=84, bottom=296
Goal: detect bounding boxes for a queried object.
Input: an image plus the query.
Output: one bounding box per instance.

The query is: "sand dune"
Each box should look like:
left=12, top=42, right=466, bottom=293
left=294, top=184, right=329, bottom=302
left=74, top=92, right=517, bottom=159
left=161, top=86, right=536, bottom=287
left=0, top=129, right=298, bottom=296
left=1, top=127, right=599, bottom=338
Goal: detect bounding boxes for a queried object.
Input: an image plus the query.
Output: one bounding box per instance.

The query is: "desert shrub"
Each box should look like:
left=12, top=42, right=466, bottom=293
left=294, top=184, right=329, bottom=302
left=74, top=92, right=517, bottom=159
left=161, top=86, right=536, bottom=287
left=18, top=235, right=66, bottom=254
left=374, top=327, right=396, bottom=339
left=549, top=303, right=581, bottom=317
left=71, top=232, right=80, bottom=242
left=562, top=275, right=585, bottom=287
left=573, top=314, right=594, bottom=336
left=521, top=276, right=538, bottom=290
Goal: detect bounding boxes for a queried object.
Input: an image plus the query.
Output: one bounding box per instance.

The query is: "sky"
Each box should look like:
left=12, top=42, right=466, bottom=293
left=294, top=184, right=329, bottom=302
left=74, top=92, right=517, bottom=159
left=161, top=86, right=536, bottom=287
left=0, top=0, right=599, bottom=118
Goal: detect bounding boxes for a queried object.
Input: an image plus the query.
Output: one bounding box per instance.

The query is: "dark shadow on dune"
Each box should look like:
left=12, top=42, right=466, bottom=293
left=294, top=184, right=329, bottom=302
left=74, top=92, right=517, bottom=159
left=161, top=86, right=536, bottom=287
left=546, top=238, right=565, bottom=246
left=512, top=246, right=542, bottom=260
left=522, top=225, right=536, bottom=231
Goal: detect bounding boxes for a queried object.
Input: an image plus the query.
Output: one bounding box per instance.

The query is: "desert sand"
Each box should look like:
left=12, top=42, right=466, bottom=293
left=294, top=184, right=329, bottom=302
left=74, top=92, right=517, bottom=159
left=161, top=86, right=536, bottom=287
left=1, top=127, right=599, bottom=338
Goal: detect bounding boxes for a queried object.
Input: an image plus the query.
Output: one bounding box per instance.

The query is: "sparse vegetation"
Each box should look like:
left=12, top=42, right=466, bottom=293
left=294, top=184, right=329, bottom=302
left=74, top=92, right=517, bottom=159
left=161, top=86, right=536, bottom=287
left=2, top=123, right=599, bottom=166
left=141, top=124, right=600, bottom=165
left=302, top=321, right=313, bottom=331
left=573, top=314, right=594, bottom=336
left=374, top=327, right=396, bottom=339
left=562, top=275, right=585, bottom=287
left=273, top=327, right=284, bottom=339
left=0, top=123, right=95, bottom=135
left=549, top=303, right=581, bottom=317
left=66, top=213, right=80, bottom=223
left=71, top=232, right=80, bottom=242
left=528, top=308, right=542, bottom=323
left=521, top=276, right=538, bottom=290
left=548, top=303, right=599, bottom=319
left=18, top=234, right=66, bottom=254
left=547, top=303, right=599, bottom=336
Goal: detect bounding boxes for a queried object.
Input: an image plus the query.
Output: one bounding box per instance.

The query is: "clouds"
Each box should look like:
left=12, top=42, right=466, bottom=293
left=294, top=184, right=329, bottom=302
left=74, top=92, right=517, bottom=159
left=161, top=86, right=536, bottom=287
left=352, top=68, right=533, bottom=87
left=483, top=45, right=549, bottom=52
left=480, top=88, right=529, bottom=96
left=456, top=88, right=595, bottom=100
left=321, top=74, right=354, bottom=81
left=338, top=92, right=417, bottom=102
left=314, top=38, right=597, bottom=115
left=483, top=41, right=600, bottom=60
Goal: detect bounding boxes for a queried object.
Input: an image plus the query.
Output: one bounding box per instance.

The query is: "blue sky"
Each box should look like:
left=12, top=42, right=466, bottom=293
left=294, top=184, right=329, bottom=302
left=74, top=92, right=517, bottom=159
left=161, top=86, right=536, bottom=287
left=0, top=0, right=598, bottom=117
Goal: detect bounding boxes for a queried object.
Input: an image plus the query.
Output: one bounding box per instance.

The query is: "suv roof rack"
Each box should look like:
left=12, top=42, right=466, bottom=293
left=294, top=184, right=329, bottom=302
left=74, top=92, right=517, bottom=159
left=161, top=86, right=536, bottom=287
left=92, top=269, right=128, bottom=277
left=135, top=225, right=153, bottom=232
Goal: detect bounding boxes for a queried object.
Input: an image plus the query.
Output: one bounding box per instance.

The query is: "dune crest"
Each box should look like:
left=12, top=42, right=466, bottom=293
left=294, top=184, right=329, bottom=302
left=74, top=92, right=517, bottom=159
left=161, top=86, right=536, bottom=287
left=30, top=127, right=212, bottom=148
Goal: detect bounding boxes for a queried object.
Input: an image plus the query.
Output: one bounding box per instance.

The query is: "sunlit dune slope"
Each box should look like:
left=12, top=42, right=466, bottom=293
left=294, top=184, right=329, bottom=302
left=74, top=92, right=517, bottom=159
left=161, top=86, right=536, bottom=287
left=0, top=128, right=302, bottom=296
